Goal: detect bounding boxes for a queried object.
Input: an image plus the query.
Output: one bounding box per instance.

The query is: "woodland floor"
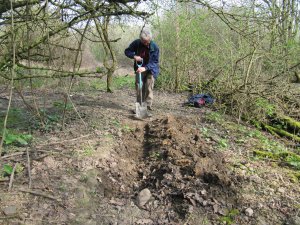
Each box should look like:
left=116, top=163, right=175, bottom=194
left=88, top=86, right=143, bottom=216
left=0, top=79, right=300, bottom=225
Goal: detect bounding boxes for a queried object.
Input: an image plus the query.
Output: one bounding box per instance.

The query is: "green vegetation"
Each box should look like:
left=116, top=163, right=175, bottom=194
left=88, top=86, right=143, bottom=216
left=219, top=209, right=240, bottom=225
left=152, top=2, right=299, bottom=143
left=82, top=146, right=94, bottom=157
left=288, top=171, right=300, bottom=183
left=112, top=76, right=135, bottom=89
left=2, top=164, right=13, bottom=176
left=0, top=108, right=30, bottom=129
left=1, top=163, right=24, bottom=177
left=218, top=139, right=228, bottom=149
left=111, top=119, right=121, bottom=127
left=150, top=151, right=162, bottom=160
left=253, top=150, right=300, bottom=170
left=200, top=127, right=210, bottom=138
left=53, top=101, right=72, bottom=111
left=280, top=116, right=300, bottom=132
left=206, top=112, right=224, bottom=124
left=122, top=124, right=134, bottom=132
left=30, top=110, right=62, bottom=132
left=264, top=124, right=300, bottom=142
left=3, top=129, right=32, bottom=146
left=218, top=116, right=300, bottom=173
left=74, top=76, right=134, bottom=92
left=90, top=79, right=107, bottom=91
left=79, top=174, right=89, bottom=183
left=255, top=98, right=275, bottom=117
left=1, top=0, right=299, bottom=148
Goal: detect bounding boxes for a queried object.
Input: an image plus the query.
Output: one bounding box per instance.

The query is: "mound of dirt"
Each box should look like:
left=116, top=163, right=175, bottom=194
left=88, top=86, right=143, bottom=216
left=118, top=115, right=240, bottom=224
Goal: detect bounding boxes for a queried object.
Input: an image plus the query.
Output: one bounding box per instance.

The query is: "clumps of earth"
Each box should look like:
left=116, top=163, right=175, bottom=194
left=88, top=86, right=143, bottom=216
left=120, top=115, right=245, bottom=224
left=1, top=107, right=299, bottom=225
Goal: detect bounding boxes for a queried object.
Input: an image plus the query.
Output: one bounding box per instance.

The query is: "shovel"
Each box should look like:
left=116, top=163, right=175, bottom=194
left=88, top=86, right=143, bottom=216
left=135, top=60, right=148, bottom=119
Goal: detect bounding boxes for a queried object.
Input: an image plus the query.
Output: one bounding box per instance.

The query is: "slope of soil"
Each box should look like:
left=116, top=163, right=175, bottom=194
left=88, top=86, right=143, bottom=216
left=0, top=87, right=299, bottom=225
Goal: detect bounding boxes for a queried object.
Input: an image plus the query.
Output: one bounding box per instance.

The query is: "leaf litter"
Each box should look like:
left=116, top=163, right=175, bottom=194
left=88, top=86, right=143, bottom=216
left=0, top=89, right=299, bottom=225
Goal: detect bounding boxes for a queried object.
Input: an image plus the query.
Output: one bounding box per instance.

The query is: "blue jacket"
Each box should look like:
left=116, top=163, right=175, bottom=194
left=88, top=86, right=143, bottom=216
left=124, top=39, right=160, bottom=79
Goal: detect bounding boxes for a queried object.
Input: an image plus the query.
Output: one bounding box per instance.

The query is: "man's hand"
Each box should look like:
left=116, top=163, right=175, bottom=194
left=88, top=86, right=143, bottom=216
left=136, top=67, right=146, bottom=73
left=134, top=56, right=143, bottom=62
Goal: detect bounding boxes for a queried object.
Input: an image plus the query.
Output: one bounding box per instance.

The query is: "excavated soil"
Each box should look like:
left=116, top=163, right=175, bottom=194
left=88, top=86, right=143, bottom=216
left=0, top=87, right=299, bottom=225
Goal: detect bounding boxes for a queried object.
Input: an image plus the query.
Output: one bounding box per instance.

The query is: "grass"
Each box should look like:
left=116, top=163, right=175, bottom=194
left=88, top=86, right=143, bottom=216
left=253, top=150, right=300, bottom=170
left=82, top=146, right=94, bottom=156
left=246, top=129, right=300, bottom=172
left=112, top=76, right=135, bottom=89
left=248, top=128, right=300, bottom=172
left=90, top=79, right=107, bottom=91
left=58, top=184, right=68, bottom=192
left=204, top=111, right=300, bottom=174
left=74, top=76, right=135, bottom=92
left=288, top=171, right=300, bottom=182
left=206, top=111, right=223, bottom=123
left=122, top=124, right=134, bottom=132
left=53, top=100, right=72, bottom=111
left=79, top=174, right=89, bottom=183
left=0, top=108, right=31, bottom=129
left=218, top=138, right=228, bottom=149
left=219, top=209, right=239, bottom=225
left=111, top=119, right=121, bottom=127
left=200, top=127, right=210, bottom=137
left=0, top=106, right=62, bottom=133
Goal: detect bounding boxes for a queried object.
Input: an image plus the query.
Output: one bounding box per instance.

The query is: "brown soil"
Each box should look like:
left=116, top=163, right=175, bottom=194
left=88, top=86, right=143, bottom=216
left=0, top=87, right=299, bottom=225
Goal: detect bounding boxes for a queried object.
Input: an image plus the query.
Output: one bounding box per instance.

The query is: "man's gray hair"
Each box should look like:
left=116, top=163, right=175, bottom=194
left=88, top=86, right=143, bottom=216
left=140, top=28, right=152, bottom=40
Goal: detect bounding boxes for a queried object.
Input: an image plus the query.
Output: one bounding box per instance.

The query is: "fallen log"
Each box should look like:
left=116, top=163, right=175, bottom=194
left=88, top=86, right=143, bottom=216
left=279, top=115, right=300, bottom=132
left=264, top=124, right=300, bottom=142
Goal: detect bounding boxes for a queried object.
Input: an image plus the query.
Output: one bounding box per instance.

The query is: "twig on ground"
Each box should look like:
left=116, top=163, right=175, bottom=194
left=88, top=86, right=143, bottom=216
left=1, top=134, right=92, bottom=160
left=0, top=215, right=19, bottom=220
left=0, top=147, right=73, bottom=160
left=36, top=134, right=92, bottom=147
left=18, top=188, right=61, bottom=201
left=0, top=178, right=9, bottom=182
left=26, top=148, right=32, bottom=189
left=1, top=152, right=25, bottom=159
left=19, top=218, right=66, bottom=223
left=8, top=163, right=17, bottom=191
left=36, top=150, right=72, bottom=158
left=33, top=153, right=49, bottom=161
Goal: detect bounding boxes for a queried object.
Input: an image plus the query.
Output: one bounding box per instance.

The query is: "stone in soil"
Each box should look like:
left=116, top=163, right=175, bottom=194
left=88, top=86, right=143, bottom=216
left=137, top=188, right=152, bottom=207
left=136, top=218, right=154, bottom=224
left=3, top=205, right=17, bottom=216
left=245, top=207, right=254, bottom=217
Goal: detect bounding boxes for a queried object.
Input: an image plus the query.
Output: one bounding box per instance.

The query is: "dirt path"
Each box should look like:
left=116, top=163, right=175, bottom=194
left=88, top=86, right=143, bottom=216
left=0, top=88, right=299, bottom=225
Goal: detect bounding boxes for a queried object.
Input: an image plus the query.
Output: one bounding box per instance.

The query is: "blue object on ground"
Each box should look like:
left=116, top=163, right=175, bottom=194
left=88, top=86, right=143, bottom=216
left=186, top=94, right=215, bottom=108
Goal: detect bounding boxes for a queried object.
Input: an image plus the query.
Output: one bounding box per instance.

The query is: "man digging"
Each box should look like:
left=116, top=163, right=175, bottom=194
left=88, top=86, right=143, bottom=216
left=125, top=28, right=160, bottom=116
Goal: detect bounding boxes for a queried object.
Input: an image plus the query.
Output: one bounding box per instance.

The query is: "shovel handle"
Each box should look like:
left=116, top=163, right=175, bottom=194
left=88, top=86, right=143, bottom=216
left=139, top=72, right=143, bottom=105
left=136, top=58, right=143, bottom=88
left=138, top=72, right=143, bottom=89
left=136, top=59, right=143, bottom=105
left=136, top=59, right=143, bottom=68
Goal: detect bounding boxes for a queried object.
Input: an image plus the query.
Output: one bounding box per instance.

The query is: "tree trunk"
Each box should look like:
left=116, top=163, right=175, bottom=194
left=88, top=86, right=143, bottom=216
left=94, top=16, right=117, bottom=93
left=174, top=2, right=180, bottom=92
left=107, top=69, right=113, bottom=93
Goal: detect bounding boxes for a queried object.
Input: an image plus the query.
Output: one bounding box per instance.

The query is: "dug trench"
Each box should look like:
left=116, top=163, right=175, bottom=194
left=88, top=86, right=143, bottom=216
left=115, top=115, right=242, bottom=224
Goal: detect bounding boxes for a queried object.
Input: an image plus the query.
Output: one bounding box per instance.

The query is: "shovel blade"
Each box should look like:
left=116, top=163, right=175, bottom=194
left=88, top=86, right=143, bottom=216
left=135, top=102, right=148, bottom=119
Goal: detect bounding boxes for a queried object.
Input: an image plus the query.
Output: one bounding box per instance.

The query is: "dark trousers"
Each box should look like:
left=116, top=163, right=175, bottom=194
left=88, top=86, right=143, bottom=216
left=135, top=71, right=155, bottom=107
